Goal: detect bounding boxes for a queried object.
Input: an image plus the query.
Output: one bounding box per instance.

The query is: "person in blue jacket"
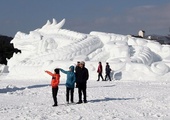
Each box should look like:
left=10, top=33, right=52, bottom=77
left=60, top=65, right=76, bottom=104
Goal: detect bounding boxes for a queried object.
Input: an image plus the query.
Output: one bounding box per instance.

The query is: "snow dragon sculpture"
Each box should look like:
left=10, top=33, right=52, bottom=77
left=7, top=19, right=170, bottom=80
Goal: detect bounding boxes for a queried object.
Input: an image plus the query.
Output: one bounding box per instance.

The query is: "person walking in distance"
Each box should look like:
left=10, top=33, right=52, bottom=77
left=76, top=61, right=89, bottom=104
left=97, top=62, right=104, bottom=81
left=105, top=62, right=112, bottom=81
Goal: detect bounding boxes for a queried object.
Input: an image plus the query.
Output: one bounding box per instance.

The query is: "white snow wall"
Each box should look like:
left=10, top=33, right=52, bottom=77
left=6, top=19, right=170, bottom=80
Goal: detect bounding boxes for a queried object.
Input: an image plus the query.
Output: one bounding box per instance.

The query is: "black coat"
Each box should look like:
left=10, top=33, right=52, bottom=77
left=76, top=67, right=89, bottom=84
left=105, top=65, right=111, bottom=74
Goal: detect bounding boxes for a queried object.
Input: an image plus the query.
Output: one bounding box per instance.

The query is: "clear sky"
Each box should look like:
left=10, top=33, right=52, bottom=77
left=0, top=0, right=170, bottom=37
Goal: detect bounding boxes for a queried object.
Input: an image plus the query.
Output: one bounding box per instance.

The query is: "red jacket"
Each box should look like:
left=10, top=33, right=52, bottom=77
left=45, top=71, right=60, bottom=88
left=97, top=64, right=103, bottom=73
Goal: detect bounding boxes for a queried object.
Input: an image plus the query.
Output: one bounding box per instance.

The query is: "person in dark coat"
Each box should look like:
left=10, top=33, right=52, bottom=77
left=105, top=62, right=112, bottom=81
left=75, top=61, right=80, bottom=72
left=75, top=61, right=80, bottom=88
left=76, top=61, right=89, bottom=104
left=97, top=62, right=104, bottom=81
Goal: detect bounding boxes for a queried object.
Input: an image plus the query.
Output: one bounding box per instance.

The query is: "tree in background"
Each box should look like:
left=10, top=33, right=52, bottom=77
left=0, top=35, right=21, bottom=65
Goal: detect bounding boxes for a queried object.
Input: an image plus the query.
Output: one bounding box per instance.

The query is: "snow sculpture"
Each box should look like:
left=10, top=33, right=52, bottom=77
left=151, top=62, right=169, bottom=75
left=0, top=64, right=8, bottom=73
left=90, top=31, right=170, bottom=78
left=104, top=41, right=130, bottom=61
left=6, top=19, right=170, bottom=80
left=7, top=19, right=103, bottom=79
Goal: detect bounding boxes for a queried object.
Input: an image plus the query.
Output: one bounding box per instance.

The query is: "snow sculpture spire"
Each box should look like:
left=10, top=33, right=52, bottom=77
left=55, top=19, right=65, bottom=29
left=52, top=18, right=57, bottom=25
left=39, top=18, right=65, bottom=34
left=42, top=18, right=65, bottom=29
left=43, top=20, right=51, bottom=27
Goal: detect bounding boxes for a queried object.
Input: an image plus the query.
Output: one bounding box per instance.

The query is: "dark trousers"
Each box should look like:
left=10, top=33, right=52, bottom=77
left=105, top=73, right=111, bottom=81
left=98, top=73, right=104, bottom=81
left=66, top=87, right=74, bottom=102
left=52, top=87, right=58, bottom=105
left=78, top=83, right=87, bottom=102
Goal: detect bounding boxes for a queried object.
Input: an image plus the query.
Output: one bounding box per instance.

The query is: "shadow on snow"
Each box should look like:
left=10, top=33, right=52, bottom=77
left=89, top=97, right=135, bottom=103
left=88, top=84, right=116, bottom=88
left=0, top=84, right=49, bottom=94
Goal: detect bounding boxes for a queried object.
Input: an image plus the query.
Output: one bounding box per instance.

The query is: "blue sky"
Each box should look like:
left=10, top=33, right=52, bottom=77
left=0, top=0, right=170, bottom=37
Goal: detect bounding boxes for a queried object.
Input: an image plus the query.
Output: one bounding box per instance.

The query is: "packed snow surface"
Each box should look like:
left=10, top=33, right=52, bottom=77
left=0, top=78, right=170, bottom=120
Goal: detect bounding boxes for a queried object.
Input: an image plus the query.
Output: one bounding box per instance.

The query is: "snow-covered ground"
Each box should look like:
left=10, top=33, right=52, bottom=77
left=0, top=77, right=170, bottom=120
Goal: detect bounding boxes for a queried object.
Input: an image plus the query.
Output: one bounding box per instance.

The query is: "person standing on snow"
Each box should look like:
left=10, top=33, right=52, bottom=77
left=97, top=62, right=104, bottom=81
left=45, top=68, right=60, bottom=107
left=59, top=66, right=76, bottom=104
left=76, top=61, right=89, bottom=104
left=104, top=62, right=112, bottom=81
left=75, top=61, right=80, bottom=73
left=75, top=61, right=80, bottom=88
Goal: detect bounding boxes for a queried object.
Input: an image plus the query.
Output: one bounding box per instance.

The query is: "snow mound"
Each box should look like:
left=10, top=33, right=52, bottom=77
left=5, top=19, right=170, bottom=80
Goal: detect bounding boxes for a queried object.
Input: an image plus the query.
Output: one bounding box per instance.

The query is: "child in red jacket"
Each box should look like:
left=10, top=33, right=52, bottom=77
left=45, top=68, right=60, bottom=107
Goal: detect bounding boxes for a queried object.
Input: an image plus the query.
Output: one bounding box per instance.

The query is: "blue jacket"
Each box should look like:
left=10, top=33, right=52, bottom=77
left=60, top=66, right=76, bottom=88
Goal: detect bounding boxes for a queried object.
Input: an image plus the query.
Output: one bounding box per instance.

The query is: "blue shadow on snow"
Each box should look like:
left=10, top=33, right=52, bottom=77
left=89, top=97, right=135, bottom=103
left=0, top=84, right=49, bottom=94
